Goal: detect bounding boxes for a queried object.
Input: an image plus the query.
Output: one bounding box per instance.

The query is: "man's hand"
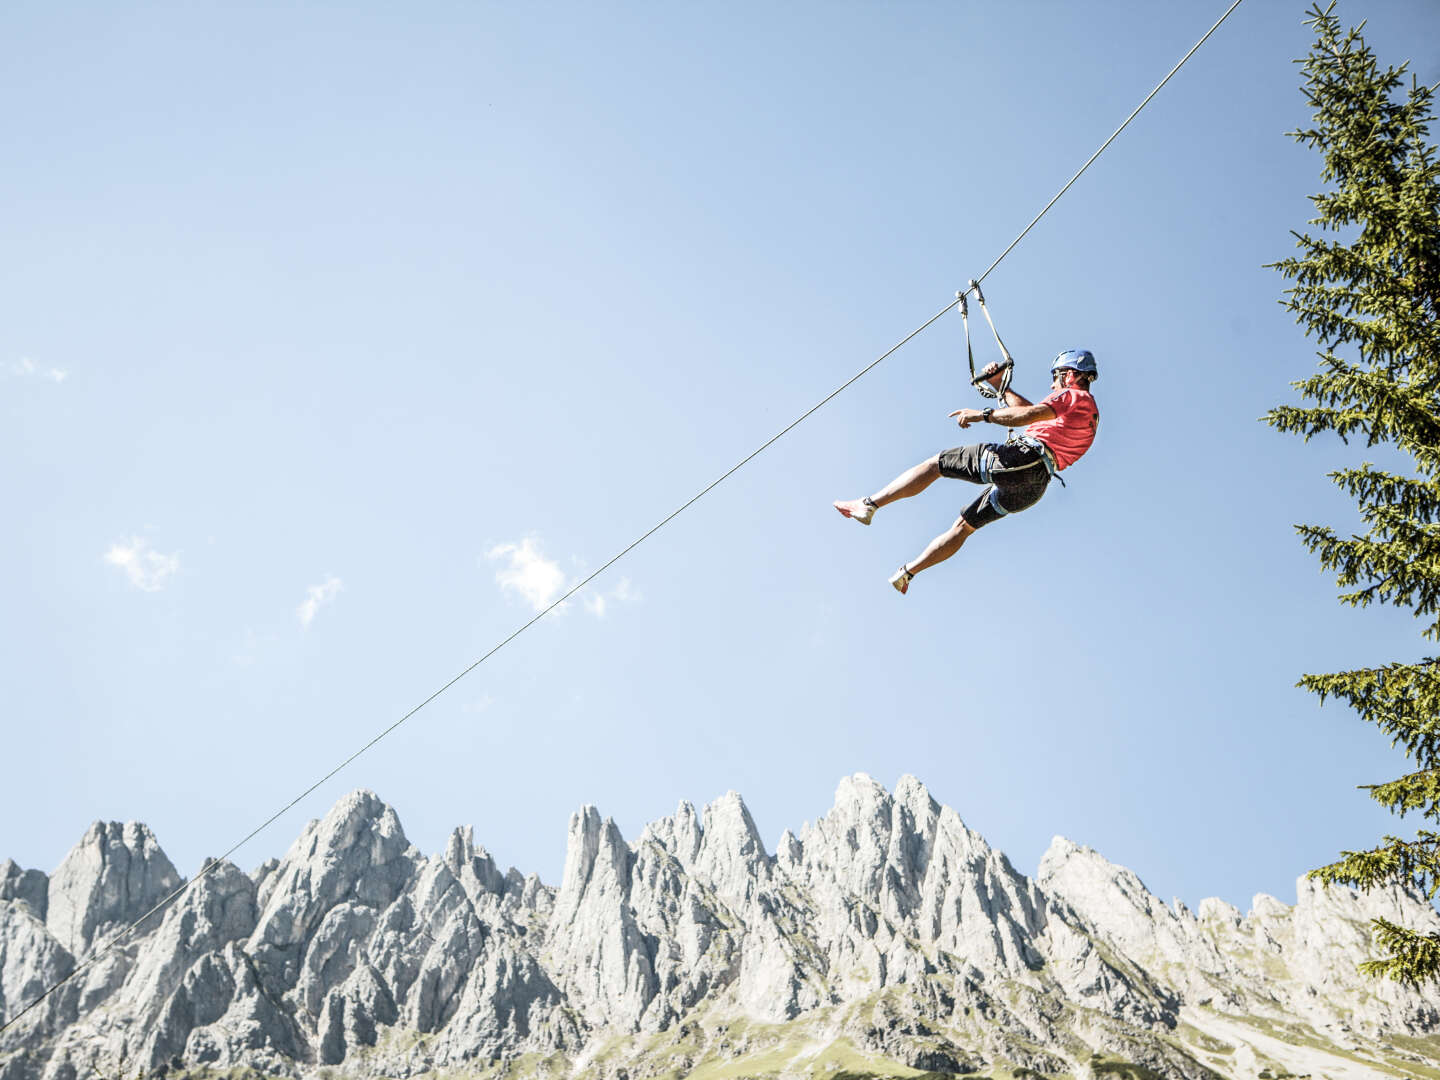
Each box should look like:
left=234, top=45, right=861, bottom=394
left=979, top=361, right=1007, bottom=390
left=949, top=408, right=984, bottom=428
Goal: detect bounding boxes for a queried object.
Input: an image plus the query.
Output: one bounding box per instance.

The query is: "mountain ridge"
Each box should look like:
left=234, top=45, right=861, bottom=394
left=2, top=774, right=1437, bottom=1080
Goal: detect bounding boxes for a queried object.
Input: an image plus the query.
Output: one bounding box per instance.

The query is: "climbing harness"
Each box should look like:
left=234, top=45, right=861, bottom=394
left=1017, top=434, right=1066, bottom=488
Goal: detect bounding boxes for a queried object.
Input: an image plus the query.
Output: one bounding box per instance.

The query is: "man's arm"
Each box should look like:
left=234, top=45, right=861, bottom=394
left=1000, top=386, right=1033, bottom=408
left=977, top=362, right=1033, bottom=407
left=949, top=402, right=1056, bottom=429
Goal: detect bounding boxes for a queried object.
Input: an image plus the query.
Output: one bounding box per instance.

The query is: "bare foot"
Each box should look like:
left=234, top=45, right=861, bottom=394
left=833, top=497, right=875, bottom=525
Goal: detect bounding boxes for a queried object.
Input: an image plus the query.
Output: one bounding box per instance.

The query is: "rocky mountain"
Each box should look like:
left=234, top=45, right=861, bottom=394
left=2, top=775, right=1437, bottom=1080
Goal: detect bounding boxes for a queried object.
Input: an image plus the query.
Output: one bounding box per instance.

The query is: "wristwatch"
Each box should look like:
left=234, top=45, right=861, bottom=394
left=982, top=408, right=994, bottom=423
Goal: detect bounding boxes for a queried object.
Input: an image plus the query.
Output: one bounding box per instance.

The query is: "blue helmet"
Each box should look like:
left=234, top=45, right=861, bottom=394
left=1052, top=349, right=1098, bottom=382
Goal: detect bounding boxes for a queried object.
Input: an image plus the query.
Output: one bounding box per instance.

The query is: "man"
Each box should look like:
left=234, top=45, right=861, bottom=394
left=833, top=350, right=1100, bottom=594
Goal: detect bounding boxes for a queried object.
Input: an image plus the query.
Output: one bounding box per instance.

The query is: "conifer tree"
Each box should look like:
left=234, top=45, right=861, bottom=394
left=1268, top=2, right=1440, bottom=984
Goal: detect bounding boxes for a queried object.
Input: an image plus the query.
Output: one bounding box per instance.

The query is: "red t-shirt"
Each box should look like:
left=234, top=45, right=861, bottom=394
left=1025, top=388, right=1098, bottom=470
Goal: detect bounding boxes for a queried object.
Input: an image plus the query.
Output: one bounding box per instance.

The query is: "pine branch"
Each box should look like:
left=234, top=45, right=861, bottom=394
left=1329, top=465, right=1440, bottom=522
left=1299, top=659, right=1440, bottom=758
left=1360, top=917, right=1440, bottom=983
left=1293, top=527, right=1440, bottom=634
left=1309, top=831, right=1440, bottom=896
left=1362, top=770, right=1440, bottom=818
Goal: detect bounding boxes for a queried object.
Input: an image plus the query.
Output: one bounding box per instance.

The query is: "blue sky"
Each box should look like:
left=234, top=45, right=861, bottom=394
left=6, top=0, right=1440, bottom=918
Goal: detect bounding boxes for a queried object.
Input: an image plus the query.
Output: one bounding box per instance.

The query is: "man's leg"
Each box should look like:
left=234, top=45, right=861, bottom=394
left=908, top=515, right=975, bottom=575
left=891, top=504, right=984, bottom=595
left=890, top=516, right=976, bottom=594
left=834, top=455, right=942, bottom=522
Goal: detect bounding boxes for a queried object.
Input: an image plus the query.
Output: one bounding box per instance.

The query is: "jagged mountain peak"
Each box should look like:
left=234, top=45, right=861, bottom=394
left=694, top=791, right=766, bottom=876
left=442, top=825, right=511, bottom=902
left=45, top=819, right=182, bottom=958
left=1197, top=895, right=1244, bottom=925
left=637, top=800, right=701, bottom=865
left=0, top=860, right=47, bottom=923
left=247, top=790, right=422, bottom=992
left=556, top=805, right=628, bottom=891
left=1038, top=834, right=1164, bottom=910
left=4, top=780, right=1438, bottom=1080
left=287, top=789, right=404, bottom=857
left=265, top=789, right=416, bottom=894
left=635, top=791, right=765, bottom=871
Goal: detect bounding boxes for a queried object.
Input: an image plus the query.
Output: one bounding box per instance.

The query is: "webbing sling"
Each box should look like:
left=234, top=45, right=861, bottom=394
left=960, top=279, right=1015, bottom=401
left=959, top=279, right=1019, bottom=445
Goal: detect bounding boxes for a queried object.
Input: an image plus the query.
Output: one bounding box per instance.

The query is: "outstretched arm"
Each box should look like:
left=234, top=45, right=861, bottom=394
left=949, top=402, right=1056, bottom=429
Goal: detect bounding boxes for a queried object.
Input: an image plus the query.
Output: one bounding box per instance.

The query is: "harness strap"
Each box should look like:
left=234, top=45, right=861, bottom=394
left=981, top=443, right=1050, bottom=520
left=971, top=280, right=1016, bottom=377
left=1017, top=435, right=1067, bottom=488
left=959, top=287, right=1012, bottom=403
left=982, top=442, right=1045, bottom=479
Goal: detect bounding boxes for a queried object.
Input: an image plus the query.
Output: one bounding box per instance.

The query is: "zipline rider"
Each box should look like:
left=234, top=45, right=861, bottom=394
left=834, top=350, right=1100, bottom=594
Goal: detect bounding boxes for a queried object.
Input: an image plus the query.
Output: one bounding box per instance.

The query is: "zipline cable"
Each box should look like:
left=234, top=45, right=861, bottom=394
left=974, top=0, right=1246, bottom=287
left=0, top=0, right=1246, bottom=1039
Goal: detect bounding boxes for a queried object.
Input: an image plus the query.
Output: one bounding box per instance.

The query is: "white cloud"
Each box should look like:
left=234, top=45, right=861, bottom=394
left=11, top=357, right=67, bottom=383
left=298, top=576, right=343, bottom=628
left=583, top=576, right=639, bottom=618
left=486, top=539, right=570, bottom=612
left=104, top=537, right=180, bottom=592
left=486, top=538, right=638, bottom=619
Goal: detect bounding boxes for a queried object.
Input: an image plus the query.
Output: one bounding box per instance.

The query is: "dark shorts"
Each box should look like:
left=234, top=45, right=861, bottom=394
left=938, top=442, right=1051, bottom=529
